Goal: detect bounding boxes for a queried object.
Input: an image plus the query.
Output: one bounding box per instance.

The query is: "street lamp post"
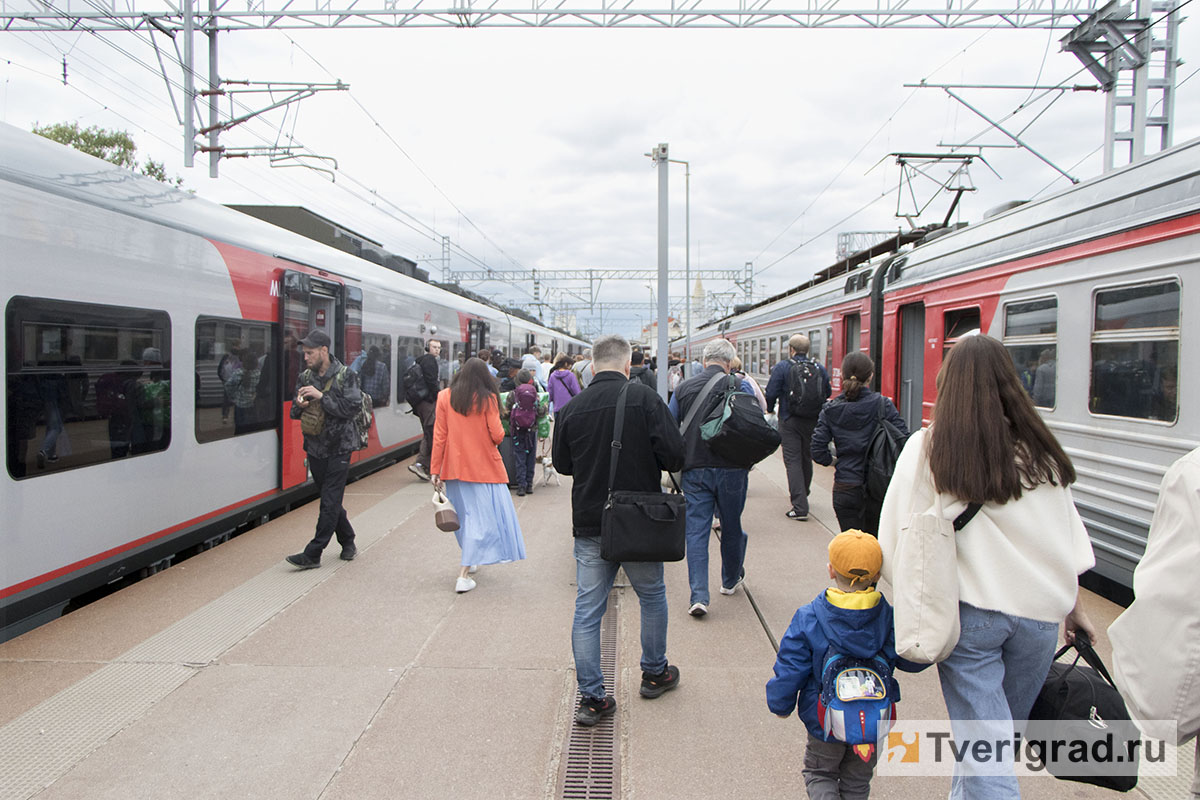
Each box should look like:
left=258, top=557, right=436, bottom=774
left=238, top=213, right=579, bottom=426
left=648, top=143, right=670, bottom=399
left=669, top=158, right=691, bottom=374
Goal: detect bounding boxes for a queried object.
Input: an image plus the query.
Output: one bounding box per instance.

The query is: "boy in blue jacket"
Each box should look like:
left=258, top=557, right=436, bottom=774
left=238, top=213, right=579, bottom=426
left=766, top=530, right=923, bottom=800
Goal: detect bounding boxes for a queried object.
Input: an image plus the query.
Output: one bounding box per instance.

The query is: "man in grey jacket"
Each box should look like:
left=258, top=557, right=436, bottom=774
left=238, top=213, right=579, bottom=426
left=286, top=330, right=363, bottom=569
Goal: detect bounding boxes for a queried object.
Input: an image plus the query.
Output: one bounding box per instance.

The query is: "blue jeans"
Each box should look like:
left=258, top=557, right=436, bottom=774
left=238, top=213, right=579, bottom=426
left=937, top=602, right=1058, bottom=800
left=681, top=467, right=748, bottom=605
left=571, top=536, right=668, bottom=700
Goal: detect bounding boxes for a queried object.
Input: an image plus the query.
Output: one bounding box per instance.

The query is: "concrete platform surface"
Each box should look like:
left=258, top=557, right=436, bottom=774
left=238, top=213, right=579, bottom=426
left=0, top=445, right=1172, bottom=800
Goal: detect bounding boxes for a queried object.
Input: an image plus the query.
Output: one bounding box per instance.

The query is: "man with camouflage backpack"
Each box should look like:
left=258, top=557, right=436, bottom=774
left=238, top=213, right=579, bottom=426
left=765, top=334, right=831, bottom=522
left=285, top=330, right=364, bottom=569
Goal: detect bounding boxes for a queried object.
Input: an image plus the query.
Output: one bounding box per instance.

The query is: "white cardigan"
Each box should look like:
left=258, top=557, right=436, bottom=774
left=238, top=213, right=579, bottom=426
left=878, top=428, right=1095, bottom=624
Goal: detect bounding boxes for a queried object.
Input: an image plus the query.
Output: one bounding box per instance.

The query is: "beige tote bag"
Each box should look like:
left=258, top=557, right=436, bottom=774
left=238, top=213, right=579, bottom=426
left=891, top=497, right=981, bottom=664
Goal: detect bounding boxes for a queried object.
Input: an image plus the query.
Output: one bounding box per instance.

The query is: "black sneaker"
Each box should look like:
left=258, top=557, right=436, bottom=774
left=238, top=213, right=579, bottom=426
left=640, top=664, right=680, bottom=698
left=575, top=695, right=616, bottom=727
left=407, top=462, right=431, bottom=482
left=524, top=485, right=534, bottom=495
left=786, top=509, right=808, bottom=521
left=516, top=486, right=526, bottom=497
left=285, top=553, right=321, bottom=570
left=339, top=545, right=358, bottom=561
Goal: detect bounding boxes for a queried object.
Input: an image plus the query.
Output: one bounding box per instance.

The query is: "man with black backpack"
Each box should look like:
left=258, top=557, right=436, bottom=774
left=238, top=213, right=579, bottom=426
left=404, top=339, right=442, bottom=482
left=765, top=334, right=831, bottom=522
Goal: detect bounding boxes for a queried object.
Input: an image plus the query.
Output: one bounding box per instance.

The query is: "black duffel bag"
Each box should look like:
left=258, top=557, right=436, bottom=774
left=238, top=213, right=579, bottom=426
left=599, top=383, right=686, bottom=563
left=699, top=376, right=781, bottom=468
left=1025, top=631, right=1140, bottom=792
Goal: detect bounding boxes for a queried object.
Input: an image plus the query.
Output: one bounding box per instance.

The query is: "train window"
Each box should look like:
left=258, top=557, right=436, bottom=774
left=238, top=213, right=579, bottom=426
left=758, top=338, right=767, bottom=374
left=1003, top=299, right=1058, bottom=409
left=1089, top=281, right=1180, bottom=422
left=844, top=314, right=861, bottom=355
left=196, top=318, right=281, bottom=443
left=768, top=337, right=779, bottom=372
left=807, top=330, right=821, bottom=365
left=396, top=336, right=425, bottom=401
left=6, top=297, right=171, bottom=480
left=350, top=333, right=392, bottom=409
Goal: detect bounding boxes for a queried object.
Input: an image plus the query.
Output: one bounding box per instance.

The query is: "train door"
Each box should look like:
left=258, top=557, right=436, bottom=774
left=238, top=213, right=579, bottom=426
left=279, top=269, right=348, bottom=490
left=467, top=319, right=489, bottom=356
left=898, top=302, right=926, bottom=432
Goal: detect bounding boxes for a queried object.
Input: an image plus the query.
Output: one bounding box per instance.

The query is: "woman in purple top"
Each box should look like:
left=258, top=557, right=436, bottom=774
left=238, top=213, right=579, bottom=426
left=547, top=354, right=582, bottom=415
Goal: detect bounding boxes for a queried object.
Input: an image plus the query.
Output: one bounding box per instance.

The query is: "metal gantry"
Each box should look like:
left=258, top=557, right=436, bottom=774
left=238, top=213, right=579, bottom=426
left=0, top=0, right=1109, bottom=31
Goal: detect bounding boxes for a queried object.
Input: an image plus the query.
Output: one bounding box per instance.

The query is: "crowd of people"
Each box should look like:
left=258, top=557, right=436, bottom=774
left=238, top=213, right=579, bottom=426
left=279, top=327, right=1196, bottom=800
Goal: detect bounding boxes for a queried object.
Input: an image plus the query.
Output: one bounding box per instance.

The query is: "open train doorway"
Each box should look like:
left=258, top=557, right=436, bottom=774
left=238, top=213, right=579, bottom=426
left=898, top=302, right=926, bottom=432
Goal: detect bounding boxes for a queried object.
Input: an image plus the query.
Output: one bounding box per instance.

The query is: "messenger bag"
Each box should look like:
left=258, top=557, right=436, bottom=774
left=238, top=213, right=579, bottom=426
left=600, top=383, right=687, bottom=563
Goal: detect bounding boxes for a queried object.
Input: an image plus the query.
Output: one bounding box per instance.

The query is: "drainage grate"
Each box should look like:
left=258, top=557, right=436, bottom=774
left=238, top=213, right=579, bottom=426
left=557, top=590, right=620, bottom=800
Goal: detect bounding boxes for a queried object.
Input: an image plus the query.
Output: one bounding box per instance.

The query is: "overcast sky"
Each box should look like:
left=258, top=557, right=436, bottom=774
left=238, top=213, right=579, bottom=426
left=3, top=19, right=1198, bottom=337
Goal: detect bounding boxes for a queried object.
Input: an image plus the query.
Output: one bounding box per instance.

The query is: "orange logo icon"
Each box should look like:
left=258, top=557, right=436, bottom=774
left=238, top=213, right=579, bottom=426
left=887, top=731, right=920, bottom=764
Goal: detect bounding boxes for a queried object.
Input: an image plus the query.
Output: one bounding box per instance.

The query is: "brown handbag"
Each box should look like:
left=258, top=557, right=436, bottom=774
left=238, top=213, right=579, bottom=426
left=432, top=489, right=460, bottom=532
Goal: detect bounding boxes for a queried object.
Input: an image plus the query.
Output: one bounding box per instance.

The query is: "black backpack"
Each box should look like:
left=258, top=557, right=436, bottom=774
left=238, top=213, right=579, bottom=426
left=402, top=360, right=429, bottom=408
left=864, top=395, right=907, bottom=502
left=786, top=358, right=825, bottom=418
left=699, top=376, right=782, bottom=468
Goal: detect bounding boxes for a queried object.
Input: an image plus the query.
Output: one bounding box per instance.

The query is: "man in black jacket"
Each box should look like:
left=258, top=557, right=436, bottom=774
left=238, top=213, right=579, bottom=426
left=628, top=349, right=657, bottom=389
left=553, top=333, right=686, bottom=727
left=669, top=338, right=758, bottom=618
left=407, top=339, right=442, bottom=482
left=286, top=330, right=363, bottom=569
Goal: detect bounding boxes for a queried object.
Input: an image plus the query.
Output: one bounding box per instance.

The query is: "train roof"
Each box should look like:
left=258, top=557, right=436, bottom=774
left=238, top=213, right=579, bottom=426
left=885, top=135, right=1200, bottom=290
left=0, top=123, right=585, bottom=347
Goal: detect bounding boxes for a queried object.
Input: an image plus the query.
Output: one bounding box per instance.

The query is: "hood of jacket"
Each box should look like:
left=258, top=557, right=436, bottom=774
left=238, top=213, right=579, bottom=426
left=821, top=388, right=881, bottom=433
left=812, top=589, right=892, bottom=659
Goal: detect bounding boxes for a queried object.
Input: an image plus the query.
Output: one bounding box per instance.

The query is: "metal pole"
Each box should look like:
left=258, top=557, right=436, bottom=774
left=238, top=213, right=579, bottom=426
left=653, top=143, right=669, bottom=400
left=684, top=162, right=690, bottom=374
left=207, top=0, right=219, bottom=178
left=183, top=0, right=195, bottom=167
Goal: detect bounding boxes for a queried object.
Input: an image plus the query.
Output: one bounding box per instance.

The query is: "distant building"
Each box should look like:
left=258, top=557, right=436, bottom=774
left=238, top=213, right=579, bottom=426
left=226, top=204, right=429, bottom=282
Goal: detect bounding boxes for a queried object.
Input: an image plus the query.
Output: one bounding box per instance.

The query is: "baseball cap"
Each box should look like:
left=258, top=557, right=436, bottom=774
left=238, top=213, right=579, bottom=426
left=298, top=330, right=331, bottom=349
left=828, top=530, right=882, bottom=587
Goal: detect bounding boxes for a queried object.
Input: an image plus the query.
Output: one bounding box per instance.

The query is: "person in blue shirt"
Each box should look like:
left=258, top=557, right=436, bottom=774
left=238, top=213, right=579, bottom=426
left=669, top=339, right=759, bottom=618
left=765, top=334, right=831, bottom=522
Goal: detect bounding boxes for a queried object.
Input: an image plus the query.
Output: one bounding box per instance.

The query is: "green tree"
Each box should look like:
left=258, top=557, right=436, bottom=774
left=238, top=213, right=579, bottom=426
left=33, top=122, right=184, bottom=187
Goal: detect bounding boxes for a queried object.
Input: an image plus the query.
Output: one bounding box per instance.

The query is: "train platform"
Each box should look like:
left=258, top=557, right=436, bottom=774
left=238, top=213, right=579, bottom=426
left=0, top=449, right=1187, bottom=800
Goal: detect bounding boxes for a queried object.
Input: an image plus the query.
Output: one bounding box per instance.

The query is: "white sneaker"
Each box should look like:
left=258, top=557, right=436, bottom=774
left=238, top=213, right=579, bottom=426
left=455, top=577, right=476, bottom=593
left=688, top=602, right=708, bottom=617
left=468, top=565, right=478, bottom=574
left=719, top=574, right=745, bottom=596
left=408, top=463, right=431, bottom=482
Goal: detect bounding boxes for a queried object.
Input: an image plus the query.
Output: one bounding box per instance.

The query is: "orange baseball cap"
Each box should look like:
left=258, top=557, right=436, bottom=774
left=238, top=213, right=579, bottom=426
left=828, top=530, right=882, bottom=587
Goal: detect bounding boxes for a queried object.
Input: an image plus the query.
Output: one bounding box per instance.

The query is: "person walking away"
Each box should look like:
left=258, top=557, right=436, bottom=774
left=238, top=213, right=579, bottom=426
left=430, top=357, right=526, bottom=593
left=572, top=348, right=595, bottom=390
left=877, top=334, right=1097, bottom=799
left=406, top=339, right=442, bottom=481
left=477, top=348, right=498, bottom=377
left=669, top=338, right=758, bottom=618
left=765, top=334, right=831, bottom=522
left=811, top=352, right=907, bottom=536
left=521, top=345, right=543, bottom=385
left=1109, top=445, right=1200, bottom=796
left=629, top=349, right=657, bottom=389
left=553, top=333, right=686, bottom=726
left=285, top=330, right=363, bottom=569
left=767, top=531, right=926, bottom=800
left=507, top=369, right=544, bottom=496
left=548, top=355, right=582, bottom=415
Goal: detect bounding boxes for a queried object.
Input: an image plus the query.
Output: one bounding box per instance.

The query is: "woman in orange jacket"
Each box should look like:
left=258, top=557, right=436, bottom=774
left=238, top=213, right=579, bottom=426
left=430, top=357, right=527, bottom=593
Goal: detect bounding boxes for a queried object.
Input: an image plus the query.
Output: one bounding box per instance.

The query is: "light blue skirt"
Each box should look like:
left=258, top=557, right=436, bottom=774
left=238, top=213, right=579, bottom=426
left=443, top=480, right=527, bottom=566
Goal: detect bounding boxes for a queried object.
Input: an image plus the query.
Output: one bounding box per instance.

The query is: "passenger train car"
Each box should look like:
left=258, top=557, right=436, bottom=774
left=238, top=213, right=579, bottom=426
left=1, top=123, right=587, bottom=641
left=692, top=136, right=1200, bottom=592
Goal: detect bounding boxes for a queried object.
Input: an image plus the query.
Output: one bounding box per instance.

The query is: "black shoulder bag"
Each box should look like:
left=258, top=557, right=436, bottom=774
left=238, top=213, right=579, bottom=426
left=1026, top=630, right=1140, bottom=792
left=600, top=383, right=687, bottom=563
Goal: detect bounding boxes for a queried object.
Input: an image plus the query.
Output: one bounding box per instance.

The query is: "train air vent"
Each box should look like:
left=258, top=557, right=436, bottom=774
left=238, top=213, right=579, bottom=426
left=982, top=200, right=1027, bottom=220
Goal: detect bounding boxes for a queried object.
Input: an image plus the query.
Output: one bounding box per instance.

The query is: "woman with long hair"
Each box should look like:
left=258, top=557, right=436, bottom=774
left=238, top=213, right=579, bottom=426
left=878, top=334, right=1097, bottom=799
left=430, top=357, right=526, bottom=593
left=811, top=351, right=907, bottom=535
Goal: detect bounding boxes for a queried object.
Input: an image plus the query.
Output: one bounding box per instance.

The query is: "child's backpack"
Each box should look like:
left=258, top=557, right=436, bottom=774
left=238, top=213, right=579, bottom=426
left=509, top=383, right=539, bottom=431
left=815, top=644, right=896, bottom=761
left=786, top=358, right=825, bottom=418
left=864, top=395, right=907, bottom=502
